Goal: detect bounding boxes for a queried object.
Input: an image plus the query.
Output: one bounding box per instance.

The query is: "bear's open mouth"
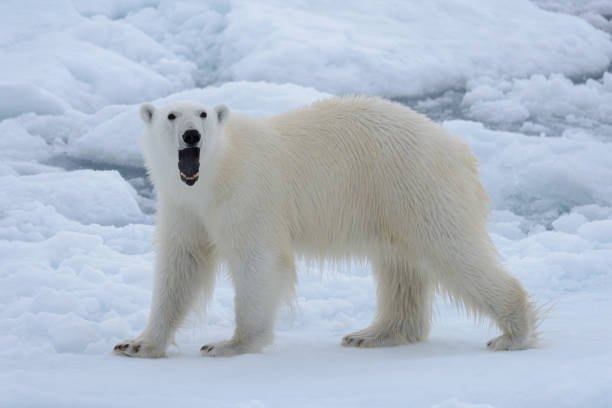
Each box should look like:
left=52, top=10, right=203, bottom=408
left=178, top=147, right=200, bottom=186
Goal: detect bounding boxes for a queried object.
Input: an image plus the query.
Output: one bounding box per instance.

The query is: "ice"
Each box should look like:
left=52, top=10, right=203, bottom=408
left=0, top=170, right=146, bottom=227
left=0, top=83, right=67, bottom=120
left=577, top=220, right=612, bottom=243
left=2, top=0, right=612, bottom=118
left=461, top=73, right=612, bottom=137
left=2, top=0, right=612, bottom=407
left=552, top=212, right=589, bottom=234
left=444, top=120, right=612, bottom=226
left=72, top=0, right=161, bottom=20
left=0, top=0, right=194, bottom=113
left=533, top=0, right=612, bottom=33
left=0, top=119, right=56, bottom=175
left=204, top=0, right=612, bottom=97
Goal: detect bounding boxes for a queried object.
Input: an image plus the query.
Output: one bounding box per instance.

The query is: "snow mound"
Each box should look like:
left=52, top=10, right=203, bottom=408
left=0, top=83, right=68, bottom=119
left=2, top=0, right=611, bottom=116
left=446, top=120, right=612, bottom=225
left=0, top=119, right=58, bottom=174
left=0, top=0, right=194, bottom=114
left=533, top=0, right=612, bottom=33
left=461, top=73, right=612, bottom=137
left=0, top=170, right=144, bottom=227
left=577, top=220, right=612, bottom=243
left=72, top=0, right=161, bottom=20
left=0, top=228, right=153, bottom=356
left=203, top=0, right=612, bottom=97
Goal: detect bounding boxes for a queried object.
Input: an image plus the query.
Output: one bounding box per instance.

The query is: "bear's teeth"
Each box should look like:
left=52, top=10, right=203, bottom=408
left=180, top=172, right=199, bottom=180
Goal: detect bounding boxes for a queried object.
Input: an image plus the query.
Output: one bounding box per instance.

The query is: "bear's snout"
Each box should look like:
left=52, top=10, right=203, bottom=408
left=182, top=129, right=201, bottom=146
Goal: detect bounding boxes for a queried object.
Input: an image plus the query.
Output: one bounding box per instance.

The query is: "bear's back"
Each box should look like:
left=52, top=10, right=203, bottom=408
left=240, top=97, right=491, bottom=253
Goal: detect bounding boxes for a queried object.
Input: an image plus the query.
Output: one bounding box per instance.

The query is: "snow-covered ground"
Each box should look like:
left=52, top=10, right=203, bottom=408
left=1, top=1, right=612, bottom=407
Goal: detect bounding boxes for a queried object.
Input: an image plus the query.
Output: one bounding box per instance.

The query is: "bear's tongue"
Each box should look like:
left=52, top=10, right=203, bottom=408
left=178, top=147, right=200, bottom=186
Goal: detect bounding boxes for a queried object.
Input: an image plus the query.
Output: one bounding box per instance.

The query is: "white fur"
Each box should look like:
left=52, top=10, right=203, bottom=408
left=113, top=97, right=539, bottom=358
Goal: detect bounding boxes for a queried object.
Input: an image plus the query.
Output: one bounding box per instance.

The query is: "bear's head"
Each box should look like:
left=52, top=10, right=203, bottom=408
left=139, top=101, right=229, bottom=186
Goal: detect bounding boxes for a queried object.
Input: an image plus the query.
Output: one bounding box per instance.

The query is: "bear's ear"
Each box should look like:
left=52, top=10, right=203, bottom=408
left=215, top=104, right=230, bottom=126
left=140, top=103, right=156, bottom=125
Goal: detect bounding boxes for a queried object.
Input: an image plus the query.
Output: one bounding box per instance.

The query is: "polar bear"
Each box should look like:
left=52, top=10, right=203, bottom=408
left=113, top=97, right=538, bottom=358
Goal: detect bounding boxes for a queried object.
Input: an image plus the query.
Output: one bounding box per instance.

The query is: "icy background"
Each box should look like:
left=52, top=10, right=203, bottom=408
left=1, top=1, right=612, bottom=407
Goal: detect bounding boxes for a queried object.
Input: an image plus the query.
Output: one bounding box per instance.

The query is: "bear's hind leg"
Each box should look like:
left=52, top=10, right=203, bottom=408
left=437, top=244, right=538, bottom=351
left=342, top=258, right=433, bottom=348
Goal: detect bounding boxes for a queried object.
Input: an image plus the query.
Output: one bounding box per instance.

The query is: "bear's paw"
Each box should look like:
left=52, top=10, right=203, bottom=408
left=342, top=329, right=407, bottom=348
left=113, top=338, right=166, bottom=358
left=200, top=339, right=257, bottom=357
left=486, top=334, right=532, bottom=351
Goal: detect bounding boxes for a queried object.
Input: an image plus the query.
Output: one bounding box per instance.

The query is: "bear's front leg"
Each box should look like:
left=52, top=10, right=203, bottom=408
left=201, top=246, right=295, bottom=357
left=113, top=250, right=206, bottom=357
left=114, top=209, right=216, bottom=358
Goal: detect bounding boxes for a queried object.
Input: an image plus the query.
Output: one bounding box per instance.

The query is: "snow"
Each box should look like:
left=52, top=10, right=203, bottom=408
left=211, top=0, right=612, bottom=97
left=445, top=120, right=612, bottom=226
left=461, top=73, right=612, bottom=137
left=2, top=0, right=612, bottom=114
left=1, top=170, right=146, bottom=227
left=1, top=1, right=612, bottom=407
left=0, top=0, right=195, bottom=113
left=577, top=220, right=612, bottom=243
left=533, top=0, right=612, bottom=34
left=0, top=83, right=68, bottom=120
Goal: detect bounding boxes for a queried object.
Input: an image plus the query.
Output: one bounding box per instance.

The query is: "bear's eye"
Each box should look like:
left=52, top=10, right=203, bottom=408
left=200, top=111, right=207, bottom=119
left=168, top=113, right=176, bottom=121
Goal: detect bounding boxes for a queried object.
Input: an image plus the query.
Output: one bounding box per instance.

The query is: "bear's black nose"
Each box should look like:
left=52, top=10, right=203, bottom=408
left=182, top=129, right=201, bottom=145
